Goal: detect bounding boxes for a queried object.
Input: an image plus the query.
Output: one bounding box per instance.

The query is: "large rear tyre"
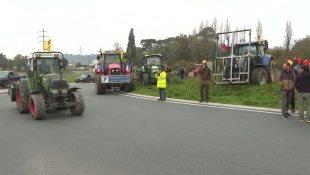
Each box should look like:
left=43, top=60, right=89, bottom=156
left=267, top=60, right=276, bottom=83
left=29, top=94, right=46, bottom=120
left=95, top=75, right=106, bottom=94
left=124, top=73, right=136, bottom=92
left=16, top=81, right=29, bottom=113
left=142, top=73, right=149, bottom=86
left=251, top=67, right=267, bottom=86
left=69, top=91, right=85, bottom=116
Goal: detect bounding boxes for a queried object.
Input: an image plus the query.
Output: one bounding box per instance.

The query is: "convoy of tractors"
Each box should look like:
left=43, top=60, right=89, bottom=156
left=5, top=29, right=275, bottom=120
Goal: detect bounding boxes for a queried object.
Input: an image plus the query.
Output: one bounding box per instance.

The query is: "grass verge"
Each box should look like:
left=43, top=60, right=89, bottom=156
left=133, top=77, right=299, bottom=109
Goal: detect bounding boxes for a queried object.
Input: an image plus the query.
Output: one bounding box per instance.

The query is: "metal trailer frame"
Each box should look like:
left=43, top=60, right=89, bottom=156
left=214, top=29, right=252, bottom=85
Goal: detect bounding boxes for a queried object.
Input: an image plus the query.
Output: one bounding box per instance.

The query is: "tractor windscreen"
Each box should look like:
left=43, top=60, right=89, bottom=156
left=0, top=71, right=9, bottom=77
left=37, top=58, right=60, bottom=75
left=146, top=57, right=161, bottom=66
left=235, top=45, right=257, bottom=56
left=104, top=54, right=121, bottom=69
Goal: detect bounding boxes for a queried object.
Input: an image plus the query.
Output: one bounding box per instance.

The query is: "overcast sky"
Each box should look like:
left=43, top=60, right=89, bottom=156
left=0, top=0, right=308, bottom=59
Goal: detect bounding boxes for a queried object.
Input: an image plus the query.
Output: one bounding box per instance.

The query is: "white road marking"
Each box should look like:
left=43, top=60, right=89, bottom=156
left=115, top=92, right=299, bottom=116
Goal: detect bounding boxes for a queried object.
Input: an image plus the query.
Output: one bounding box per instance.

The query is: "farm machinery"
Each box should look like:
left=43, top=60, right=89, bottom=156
left=140, top=54, right=171, bottom=86
left=95, top=49, right=136, bottom=94
left=8, top=52, right=85, bottom=120
left=214, top=29, right=275, bottom=86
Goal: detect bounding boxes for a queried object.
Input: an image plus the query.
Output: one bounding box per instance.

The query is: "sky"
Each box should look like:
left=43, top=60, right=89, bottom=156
left=0, top=0, right=308, bottom=59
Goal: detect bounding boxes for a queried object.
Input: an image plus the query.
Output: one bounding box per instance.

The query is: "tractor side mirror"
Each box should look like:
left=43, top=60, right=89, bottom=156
left=60, top=59, right=68, bottom=70
left=264, top=41, right=268, bottom=52
left=97, top=55, right=100, bottom=60
left=33, top=61, right=37, bottom=70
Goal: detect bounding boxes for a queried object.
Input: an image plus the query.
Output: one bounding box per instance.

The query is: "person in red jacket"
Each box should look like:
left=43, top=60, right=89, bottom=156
left=297, top=57, right=303, bottom=71
left=303, top=58, right=308, bottom=66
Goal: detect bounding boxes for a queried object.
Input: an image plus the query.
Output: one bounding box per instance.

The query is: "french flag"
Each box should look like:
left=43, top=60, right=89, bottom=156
left=98, top=61, right=103, bottom=75
left=125, top=61, right=130, bottom=75
left=222, top=37, right=230, bottom=50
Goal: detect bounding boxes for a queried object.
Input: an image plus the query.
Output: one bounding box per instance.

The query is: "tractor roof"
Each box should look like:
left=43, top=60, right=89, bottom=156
left=145, top=54, right=162, bottom=57
left=235, top=40, right=266, bottom=46
left=28, top=52, right=62, bottom=60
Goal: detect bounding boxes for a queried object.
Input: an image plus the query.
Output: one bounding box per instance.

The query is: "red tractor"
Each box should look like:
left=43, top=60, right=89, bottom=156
left=192, top=64, right=202, bottom=77
left=95, top=49, right=136, bottom=94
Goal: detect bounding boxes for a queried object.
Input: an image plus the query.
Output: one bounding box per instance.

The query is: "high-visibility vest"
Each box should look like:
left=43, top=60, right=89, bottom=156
left=156, top=71, right=166, bottom=88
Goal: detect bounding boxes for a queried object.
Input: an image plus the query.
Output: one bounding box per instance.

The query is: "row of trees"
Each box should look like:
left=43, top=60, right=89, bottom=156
left=0, top=54, right=27, bottom=71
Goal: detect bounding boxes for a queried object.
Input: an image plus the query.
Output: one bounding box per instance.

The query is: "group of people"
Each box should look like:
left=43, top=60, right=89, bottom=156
left=287, top=57, right=308, bottom=71
left=179, top=67, right=187, bottom=80
left=155, top=60, right=212, bottom=103
left=278, top=60, right=310, bottom=122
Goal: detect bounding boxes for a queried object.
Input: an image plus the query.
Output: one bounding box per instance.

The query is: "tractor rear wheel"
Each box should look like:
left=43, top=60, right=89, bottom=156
left=29, top=94, right=46, bottom=120
left=124, top=73, right=136, bottom=92
left=251, top=67, right=267, bottom=86
left=142, top=73, right=149, bottom=86
left=95, top=75, right=106, bottom=94
left=16, top=81, right=29, bottom=113
left=267, top=60, right=276, bottom=83
left=69, top=91, right=85, bottom=116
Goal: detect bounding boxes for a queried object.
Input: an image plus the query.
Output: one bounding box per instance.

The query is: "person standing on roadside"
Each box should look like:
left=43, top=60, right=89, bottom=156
left=277, top=62, right=296, bottom=119
left=183, top=67, right=187, bottom=79
left=303, top=58, right=308, bottom=66
left=156, top=66, right=167, bottom=101
left=297, top=57, right=303, bottom=71
left=289, top=63, right=299, bottom=113
left=179, top=67, right=184, bottom=79
left=198, top=60, right=211, bottom=103
left=294, top=65, right=310, bottom=123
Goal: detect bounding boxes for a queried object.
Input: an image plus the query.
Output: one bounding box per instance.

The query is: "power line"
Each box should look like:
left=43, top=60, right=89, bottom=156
left=78, top=46, right=83, bottom=55
left=37, top=29, right=49, bottom=51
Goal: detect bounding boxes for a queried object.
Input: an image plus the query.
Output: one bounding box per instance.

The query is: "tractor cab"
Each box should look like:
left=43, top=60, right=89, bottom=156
left=99, top=50, right=128, bottom=76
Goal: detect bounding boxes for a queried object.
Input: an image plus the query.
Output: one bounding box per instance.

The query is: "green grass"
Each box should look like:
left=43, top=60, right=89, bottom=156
left=133, top=77, right=299, bottom=109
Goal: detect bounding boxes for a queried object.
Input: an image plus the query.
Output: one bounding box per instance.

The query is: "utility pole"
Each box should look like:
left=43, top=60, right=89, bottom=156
left=38, top=29, right=49, bottom=51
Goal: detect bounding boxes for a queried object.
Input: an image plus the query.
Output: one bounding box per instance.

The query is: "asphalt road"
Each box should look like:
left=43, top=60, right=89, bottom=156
left=1, top=85, right=310, bottom=175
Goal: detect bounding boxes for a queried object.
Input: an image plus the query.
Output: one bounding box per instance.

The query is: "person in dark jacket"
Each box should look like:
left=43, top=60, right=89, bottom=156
left=277, top=62, right=296, bottom=119
left=293, top=57, right=298, bottom=67
left=289, top=63, right=299, bottom=113
left=294, top=65, right=310, bottom=122
left=198, top=60, right=211, bottom=103
left=179, top=67, right=184, bottom=79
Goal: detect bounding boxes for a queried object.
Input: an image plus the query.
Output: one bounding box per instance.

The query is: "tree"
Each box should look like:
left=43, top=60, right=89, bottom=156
left=224, top=18, right=231, bottom=41
left=234, top=27, right=239, bottom=44
left=126, top=28, right=136, bottom=62
left=199, top=21, right=204, bottom=33
left=211, top=17, right=217, bottom=34
left=140, top=39, right=156, bottom=51
left=256, top=19, right=263, bottom=40
left=0, top=53, right=8, bottom=70
left=283, top=19, right=293, bottom=52
left=113, top=41, right=122, bottom=50
left=75, top=62, right=82, bottom=68
left=13, top=54, right=27, bottom=71
left=192, top=28, right=197, bottom=36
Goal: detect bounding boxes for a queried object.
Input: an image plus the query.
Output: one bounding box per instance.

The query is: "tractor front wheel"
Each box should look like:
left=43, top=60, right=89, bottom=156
left=95, top=75, right=106, bottom=94
left=29, top=94, right=46, bottom=120
left=69, top=91, right=85, bottom=116
left=251, top=67, right=267, bottom=86
left=124, top=73, right=136, bottom=92
left=142, top=74, right=149, bottom=86
left=268, top=60, right=276, bottom=83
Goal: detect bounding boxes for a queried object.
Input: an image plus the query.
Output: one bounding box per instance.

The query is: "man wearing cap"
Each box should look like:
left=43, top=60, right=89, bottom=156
left=156, top=66, right=167, bottom=101
left=288, top=61, right=299, bottom=113
left=198, top=60, right=211, bottom=103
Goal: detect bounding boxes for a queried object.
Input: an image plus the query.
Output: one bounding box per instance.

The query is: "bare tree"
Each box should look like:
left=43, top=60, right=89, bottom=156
left=199, top=21, right=204, bottom=32
left=224, top=18, right=230, bottom=40
left=113, top=41, right=122, bottom=50
left=219, top=22, right=223, bottom=45
left=234, top=27, right=239, bottom=44
left=211, top=17, right=218, bottom=34
left=192, top=27, right=197, bottom=36
left=256, top=19, right=263, bottom=40
left=283, top=19, right=293, bottom=52
left=205, top=19, right=209, bottom=28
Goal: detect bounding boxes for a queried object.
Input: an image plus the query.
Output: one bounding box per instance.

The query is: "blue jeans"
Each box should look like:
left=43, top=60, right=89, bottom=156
left=159, top=88, right=166, bottom=99
left=296, top=64, right=300, bottom=71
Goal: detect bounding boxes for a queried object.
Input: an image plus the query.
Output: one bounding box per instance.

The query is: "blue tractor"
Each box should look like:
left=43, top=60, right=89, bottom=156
left=214, top=29, right=275, bottom=86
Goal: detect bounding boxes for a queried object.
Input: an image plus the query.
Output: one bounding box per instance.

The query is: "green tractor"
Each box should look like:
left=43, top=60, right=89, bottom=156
left=8, top=52, right=85, bottom=120
left=140, top=54, right=171, bottom=86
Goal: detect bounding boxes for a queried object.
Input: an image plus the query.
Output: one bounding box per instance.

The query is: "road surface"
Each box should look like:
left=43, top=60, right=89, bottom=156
left=0, top=85, right=310, bottom=175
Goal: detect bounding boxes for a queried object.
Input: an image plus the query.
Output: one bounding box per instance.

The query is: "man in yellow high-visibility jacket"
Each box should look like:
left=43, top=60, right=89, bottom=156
left=155, top=66, right=167, bottom=101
